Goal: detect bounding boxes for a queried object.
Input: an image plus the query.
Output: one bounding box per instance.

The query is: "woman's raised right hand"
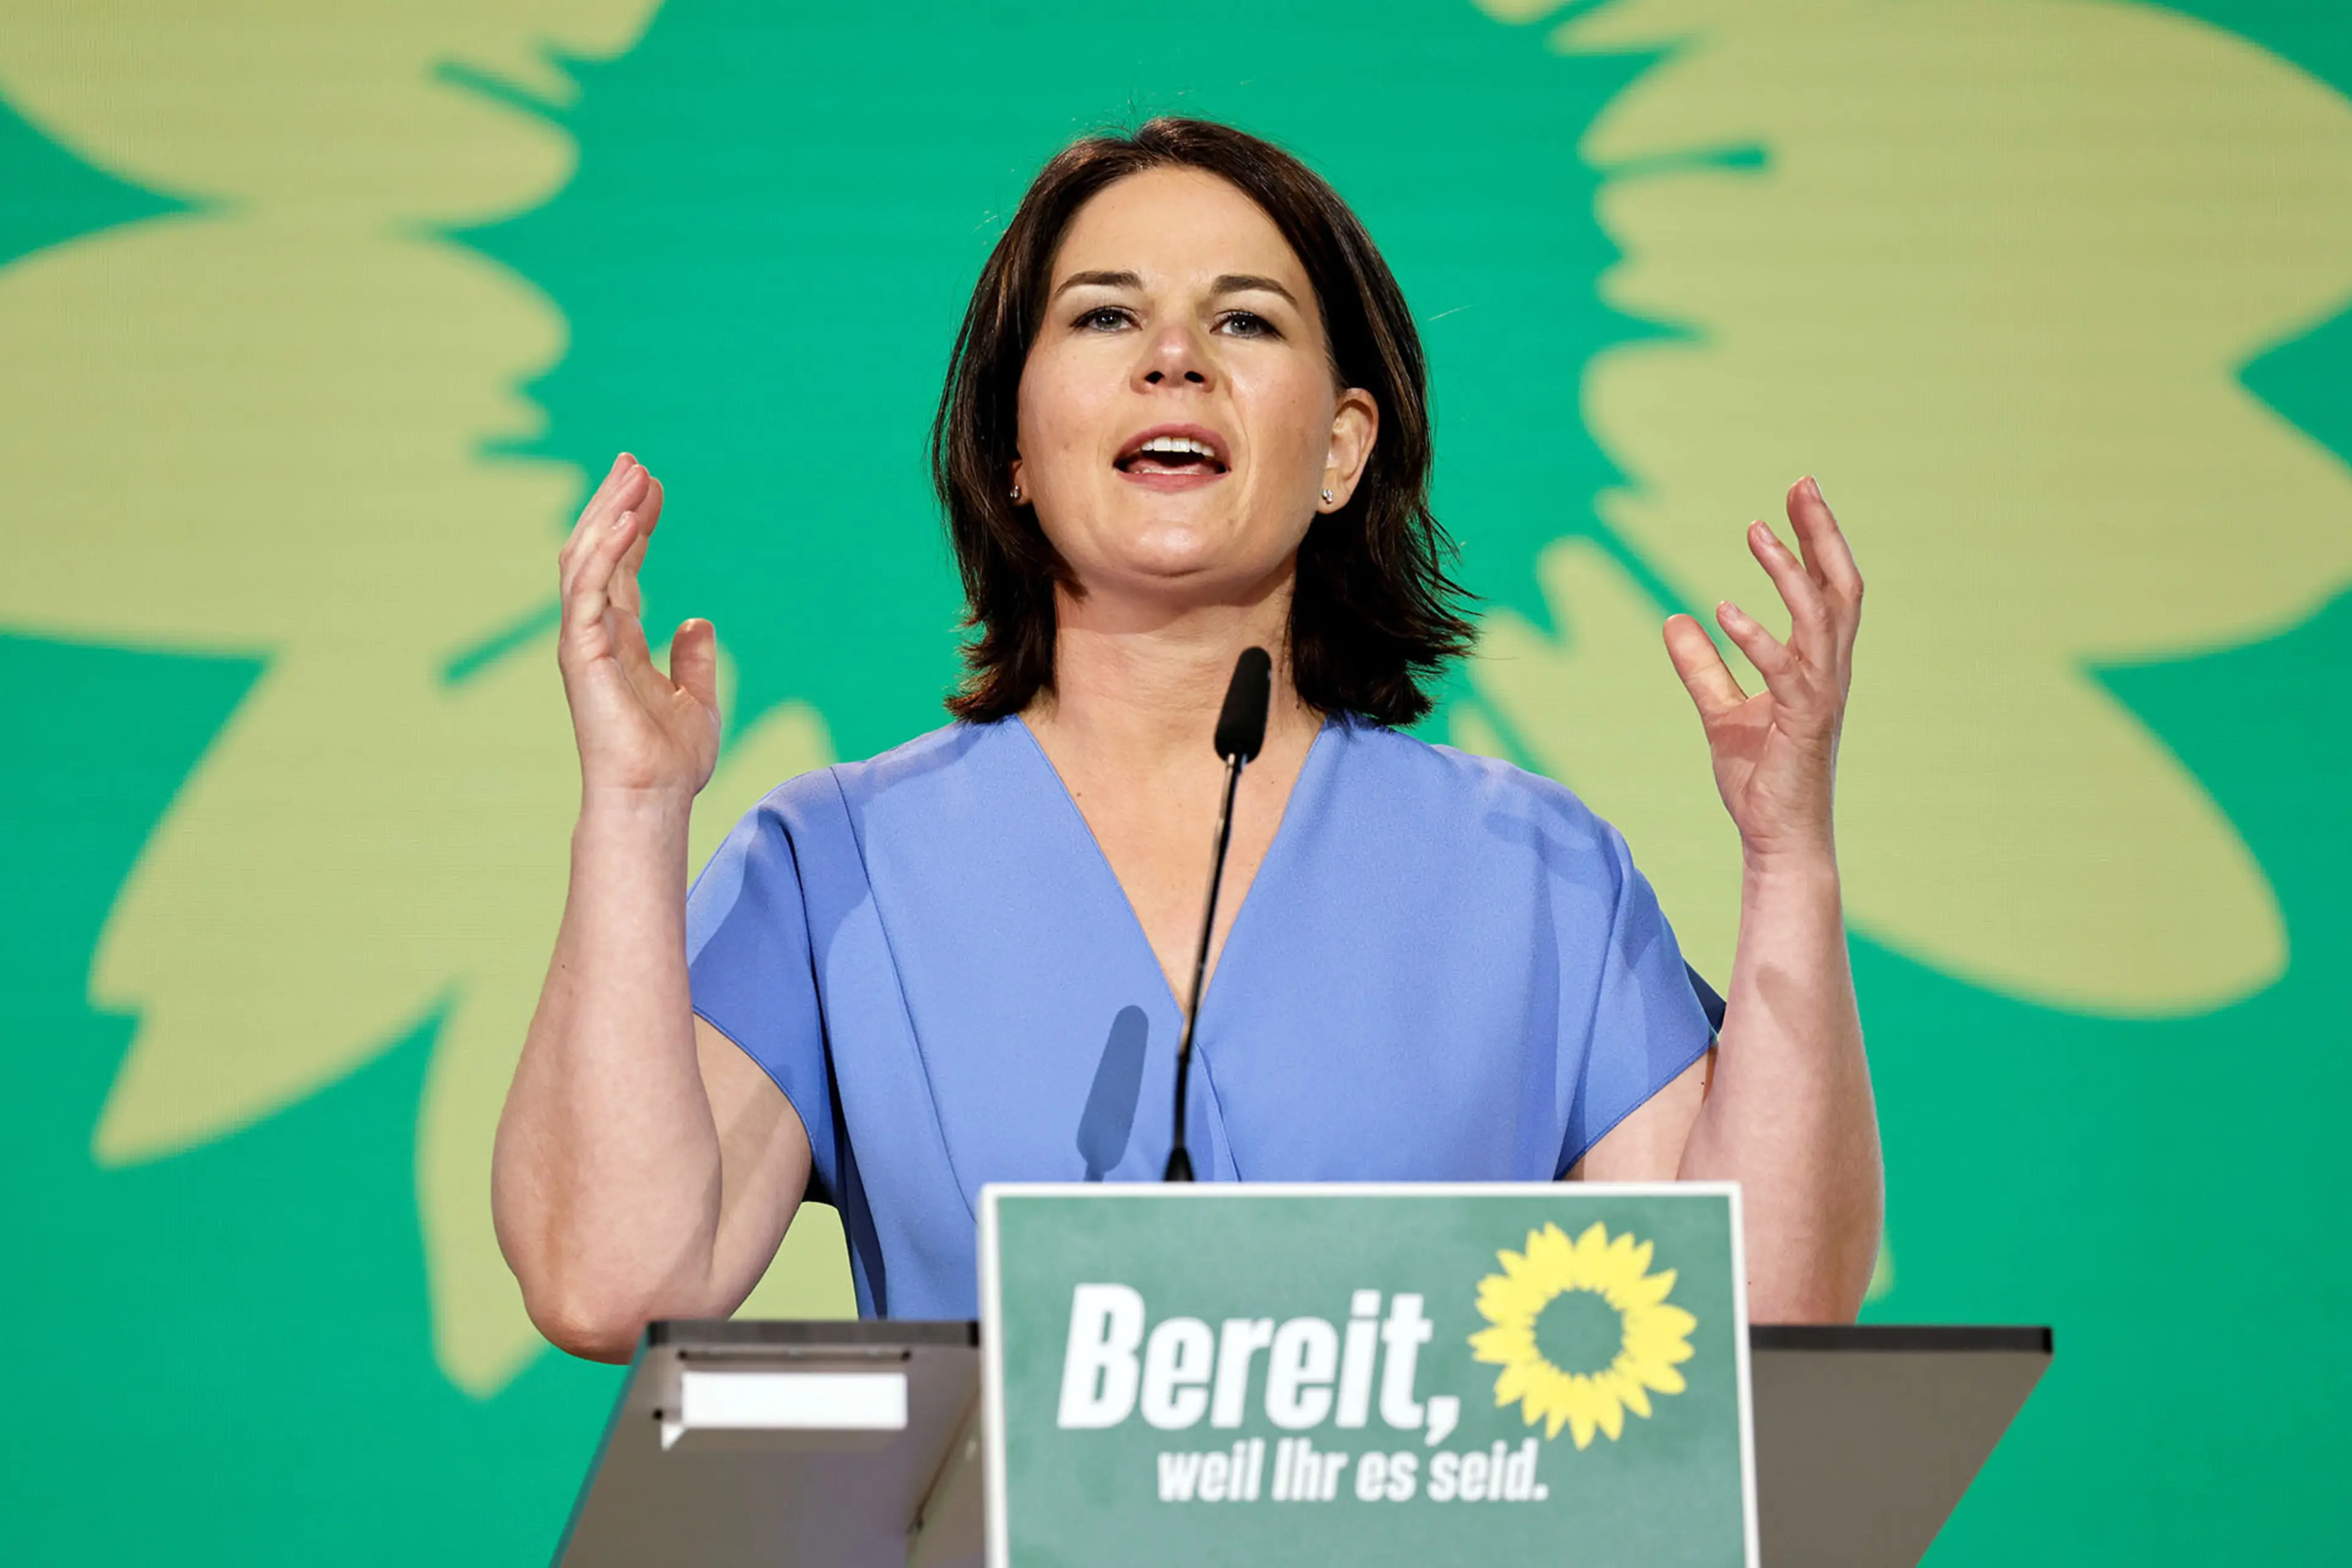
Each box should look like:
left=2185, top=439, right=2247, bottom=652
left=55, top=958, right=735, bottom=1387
left=556, top=452, right=722, bottom=802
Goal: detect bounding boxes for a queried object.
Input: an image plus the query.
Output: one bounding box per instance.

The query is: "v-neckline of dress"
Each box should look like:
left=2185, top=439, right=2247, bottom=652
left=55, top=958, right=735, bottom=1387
left=1006, top=711, right=1336, bottom=1020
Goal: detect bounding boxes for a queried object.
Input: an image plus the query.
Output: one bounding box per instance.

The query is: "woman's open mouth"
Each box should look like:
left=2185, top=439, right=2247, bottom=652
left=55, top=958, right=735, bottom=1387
left=1115, top=426, right=1230, bottom=489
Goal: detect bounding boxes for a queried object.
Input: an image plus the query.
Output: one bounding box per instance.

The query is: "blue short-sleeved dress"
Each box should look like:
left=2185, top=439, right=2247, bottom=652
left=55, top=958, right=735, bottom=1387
left=685, top=715, right=1714, bottom=1321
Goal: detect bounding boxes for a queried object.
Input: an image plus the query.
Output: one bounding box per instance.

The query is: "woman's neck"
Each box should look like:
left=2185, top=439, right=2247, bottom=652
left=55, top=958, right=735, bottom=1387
left=1023, top=575, right=1321, bottom=776
left=1017, top=570, right=1327, bottom=1005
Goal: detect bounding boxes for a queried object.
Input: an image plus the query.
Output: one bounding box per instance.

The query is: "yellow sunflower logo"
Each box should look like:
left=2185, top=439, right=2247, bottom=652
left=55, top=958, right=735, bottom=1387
left=1469, top=1221, right=1697, bottom=1449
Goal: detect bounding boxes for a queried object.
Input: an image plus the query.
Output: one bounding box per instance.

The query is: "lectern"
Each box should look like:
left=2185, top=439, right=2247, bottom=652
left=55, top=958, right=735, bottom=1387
left=554, top=1319, right=2048, bottom=1567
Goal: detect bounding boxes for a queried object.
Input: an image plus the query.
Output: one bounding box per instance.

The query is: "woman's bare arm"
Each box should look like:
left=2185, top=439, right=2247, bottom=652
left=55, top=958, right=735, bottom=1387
left=1577, top=477, right=1883, bottom=1324
left=490, top=453, right=809, bottom=1362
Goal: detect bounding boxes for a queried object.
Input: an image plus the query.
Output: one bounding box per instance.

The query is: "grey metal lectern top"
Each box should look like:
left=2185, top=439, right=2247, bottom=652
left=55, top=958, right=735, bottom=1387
left=554, top=1319, right=2049, bottom=1567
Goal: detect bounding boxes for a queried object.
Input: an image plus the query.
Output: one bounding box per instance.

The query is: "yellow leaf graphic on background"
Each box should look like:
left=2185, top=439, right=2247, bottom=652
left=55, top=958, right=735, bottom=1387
left=1463, top=0, right=2352, bottom=1012
left=0, top=1, right=850, bottom=1395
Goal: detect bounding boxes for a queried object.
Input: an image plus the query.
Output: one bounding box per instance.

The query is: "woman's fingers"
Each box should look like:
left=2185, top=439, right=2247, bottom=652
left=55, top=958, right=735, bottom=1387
left=1785, top=477, right=1863, bottom=658
left=1663, top=613, right=1747, bottom=723
left=1786, top=477, right=1861, bottom=597
left=587, top=450, right=633, bottom=518
left=571, top=451, right=630, bottom=540
left=611, top=597, right=676, bottom=714
left=557, top=458, right=647, bottom=585
left=605, top=467, right=669, bottom=610
left=669, top=618, right=720, bottom=717
left=562, top=506, right=641, bottom=648
left=594, top=464, right=650, bottom=541
left=1746, top=518, right=1834, bottom=667
left=1714, top=598, right=1812, bottom=710
left=611, top=524, right=649, bottom=618
left=601, top=546, right=680, bottom=720
left=559, top=454, right=635, bottom=557
left=1662, top=483, right=1856, bottom=767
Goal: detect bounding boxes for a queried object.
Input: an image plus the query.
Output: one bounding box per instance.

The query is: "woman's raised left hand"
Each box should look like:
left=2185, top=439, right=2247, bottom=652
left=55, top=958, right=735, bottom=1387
left=1662, top=476, right=1863, bottom=869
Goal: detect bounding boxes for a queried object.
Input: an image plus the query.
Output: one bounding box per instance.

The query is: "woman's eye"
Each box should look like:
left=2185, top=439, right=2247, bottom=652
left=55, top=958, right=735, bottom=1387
left=1076, top=306, right=1131, bottom=331
left=1218, top=311, right=1276, bottom=338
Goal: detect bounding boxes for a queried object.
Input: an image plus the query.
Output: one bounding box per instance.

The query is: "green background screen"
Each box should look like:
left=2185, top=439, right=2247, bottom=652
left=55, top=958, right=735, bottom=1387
left=2, top=1, right=2347, bottom=1560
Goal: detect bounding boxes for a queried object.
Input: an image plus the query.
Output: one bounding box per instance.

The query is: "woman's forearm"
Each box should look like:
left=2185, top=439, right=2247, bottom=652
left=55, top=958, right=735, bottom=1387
left=1680, top=848, right=1882, bottom=1321
left=492, top=788, right=727, bottom=1357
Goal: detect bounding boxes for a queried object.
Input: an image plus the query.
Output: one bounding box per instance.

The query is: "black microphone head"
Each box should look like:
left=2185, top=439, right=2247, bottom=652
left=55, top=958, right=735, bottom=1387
left=1214, top=646, right=1273, bottom=762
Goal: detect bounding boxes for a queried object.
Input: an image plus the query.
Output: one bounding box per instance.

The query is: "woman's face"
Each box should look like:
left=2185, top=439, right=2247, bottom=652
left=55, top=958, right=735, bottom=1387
left=1012, top=167, right=1377, bottom=612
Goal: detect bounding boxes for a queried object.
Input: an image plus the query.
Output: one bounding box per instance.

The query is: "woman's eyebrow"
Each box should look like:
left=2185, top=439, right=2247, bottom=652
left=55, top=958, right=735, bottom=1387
left=1212, top=273, right=1298, bottom=306
left=1047, top=269, right=1300, bottom=307
left=1051, top=269, right=1142, bottom=300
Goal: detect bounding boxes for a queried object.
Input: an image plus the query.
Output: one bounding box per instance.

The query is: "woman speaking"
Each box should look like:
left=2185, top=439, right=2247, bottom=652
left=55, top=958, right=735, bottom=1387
left=491, top=118, right=1881, bottom=1360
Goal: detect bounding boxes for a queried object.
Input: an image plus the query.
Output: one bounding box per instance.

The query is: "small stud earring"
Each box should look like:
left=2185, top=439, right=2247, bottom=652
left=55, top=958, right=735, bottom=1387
left=1320, top=487, right=1335, bottom=505
left=1010, top=483, right=1023, bottom=502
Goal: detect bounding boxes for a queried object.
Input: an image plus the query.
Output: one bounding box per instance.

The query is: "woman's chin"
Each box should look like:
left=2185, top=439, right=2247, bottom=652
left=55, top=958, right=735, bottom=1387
left=1125, top=510, right=1304, bottom=570
left=1046, top=505, right=1303, bottom=611
left=1078, top=526, right=1229, bottom=581
left=1070, top=554, right=1291, bottom=619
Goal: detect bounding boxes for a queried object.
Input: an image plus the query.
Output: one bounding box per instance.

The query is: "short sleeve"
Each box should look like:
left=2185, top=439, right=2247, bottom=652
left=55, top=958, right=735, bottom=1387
left=685, top=794, right=839, bottom=1202
left=1556, top=820, right=1717, bottom=1175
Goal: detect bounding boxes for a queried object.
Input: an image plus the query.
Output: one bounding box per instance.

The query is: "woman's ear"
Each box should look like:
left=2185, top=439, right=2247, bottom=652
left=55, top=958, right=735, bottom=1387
left=1009, top=456, right=1027, bottom=503
left=1320, top=388, right=1379, bottom=510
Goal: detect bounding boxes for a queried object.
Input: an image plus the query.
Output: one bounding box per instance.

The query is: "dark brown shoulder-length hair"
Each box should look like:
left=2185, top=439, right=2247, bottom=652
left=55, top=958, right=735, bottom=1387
left=930, top=116, right=1474, bottom=727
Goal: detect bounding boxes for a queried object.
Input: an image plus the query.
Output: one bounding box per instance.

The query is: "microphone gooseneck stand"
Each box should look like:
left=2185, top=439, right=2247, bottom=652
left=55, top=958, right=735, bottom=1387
left=1162, top=752, right=1242, bottom=1183
left=1165, top=646, right=1273, bottom=1182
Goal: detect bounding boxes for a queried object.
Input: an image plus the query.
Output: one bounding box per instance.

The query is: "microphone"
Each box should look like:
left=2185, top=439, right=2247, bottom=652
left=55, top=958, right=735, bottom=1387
left=1165, top=646, right=1273, bottom=1182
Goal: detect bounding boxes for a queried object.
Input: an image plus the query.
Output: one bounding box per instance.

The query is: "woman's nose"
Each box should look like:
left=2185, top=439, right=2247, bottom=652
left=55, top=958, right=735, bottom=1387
left=1136, top=325, right=1212, bottom=390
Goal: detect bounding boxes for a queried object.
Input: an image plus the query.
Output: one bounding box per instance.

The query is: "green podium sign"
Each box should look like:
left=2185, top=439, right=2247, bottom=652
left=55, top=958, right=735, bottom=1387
left=979, top=1183, right=1757, bottom=1567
